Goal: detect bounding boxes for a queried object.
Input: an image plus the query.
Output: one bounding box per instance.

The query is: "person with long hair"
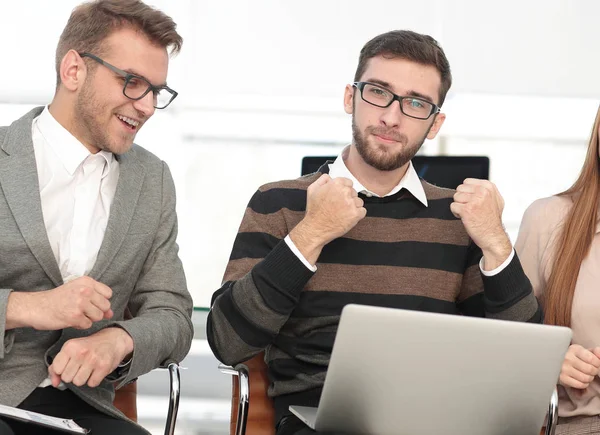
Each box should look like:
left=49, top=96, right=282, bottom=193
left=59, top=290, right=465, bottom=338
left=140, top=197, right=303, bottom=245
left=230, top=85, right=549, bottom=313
left=516, top=107, right=600, bottom=434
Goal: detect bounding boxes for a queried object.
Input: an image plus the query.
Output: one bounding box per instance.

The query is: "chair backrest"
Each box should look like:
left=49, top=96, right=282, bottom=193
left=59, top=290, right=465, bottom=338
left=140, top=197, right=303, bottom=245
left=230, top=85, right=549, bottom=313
left=114, top=381, right=138, bottom=421
left=230, top=353, right=275, bottom=435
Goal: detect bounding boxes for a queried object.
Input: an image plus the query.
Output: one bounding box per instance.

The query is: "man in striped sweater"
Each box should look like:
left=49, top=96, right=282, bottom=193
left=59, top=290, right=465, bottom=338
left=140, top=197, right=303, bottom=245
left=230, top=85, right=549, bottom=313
left=207, top=30, right=542, bottom=435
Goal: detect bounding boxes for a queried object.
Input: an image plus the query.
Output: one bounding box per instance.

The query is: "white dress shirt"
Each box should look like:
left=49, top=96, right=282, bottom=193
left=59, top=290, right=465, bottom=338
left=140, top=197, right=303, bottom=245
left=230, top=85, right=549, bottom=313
left=325, top=148, right=428, bottom=205
left=285, top=146, right=513, bottom=275
left=32, top=106, right=120, bottom=387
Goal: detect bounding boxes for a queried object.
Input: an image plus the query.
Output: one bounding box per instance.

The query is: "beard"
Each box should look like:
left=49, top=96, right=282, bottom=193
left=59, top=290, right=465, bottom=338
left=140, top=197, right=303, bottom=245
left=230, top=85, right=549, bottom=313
left=74, top=78, right=135, bottom=155
left=351, top=115, right=431, bottom=171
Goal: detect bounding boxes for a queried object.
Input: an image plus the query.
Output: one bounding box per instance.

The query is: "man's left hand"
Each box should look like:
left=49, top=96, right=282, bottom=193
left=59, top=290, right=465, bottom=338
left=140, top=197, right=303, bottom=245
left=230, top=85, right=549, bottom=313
left=450, top=178, right=513, bottom=270
left=49, top=327, right=134, bottom=388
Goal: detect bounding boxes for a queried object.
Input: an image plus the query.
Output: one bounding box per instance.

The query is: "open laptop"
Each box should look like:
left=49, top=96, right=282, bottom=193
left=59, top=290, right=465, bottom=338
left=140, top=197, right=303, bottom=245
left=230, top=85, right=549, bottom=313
left=289, top=304, right=571, bottom=435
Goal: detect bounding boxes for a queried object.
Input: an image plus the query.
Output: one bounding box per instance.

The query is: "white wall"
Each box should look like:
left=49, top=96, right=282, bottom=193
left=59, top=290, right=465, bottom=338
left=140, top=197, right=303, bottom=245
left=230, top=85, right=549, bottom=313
left=0, top=1, right=597, bottom=306
left=6, top=0, right=600, bottom=102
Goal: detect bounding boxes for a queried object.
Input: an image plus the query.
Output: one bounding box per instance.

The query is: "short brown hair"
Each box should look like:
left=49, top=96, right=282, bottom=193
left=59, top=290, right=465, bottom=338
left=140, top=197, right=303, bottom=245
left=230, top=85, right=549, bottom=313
left=55, top=0, right=183, bottom=86
left=354, top=30, right=452, bottom=107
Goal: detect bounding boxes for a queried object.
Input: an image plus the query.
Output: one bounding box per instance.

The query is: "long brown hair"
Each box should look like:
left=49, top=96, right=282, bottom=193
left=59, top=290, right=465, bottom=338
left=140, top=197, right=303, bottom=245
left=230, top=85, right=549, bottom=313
left=544, top=107, right=600, bottom=326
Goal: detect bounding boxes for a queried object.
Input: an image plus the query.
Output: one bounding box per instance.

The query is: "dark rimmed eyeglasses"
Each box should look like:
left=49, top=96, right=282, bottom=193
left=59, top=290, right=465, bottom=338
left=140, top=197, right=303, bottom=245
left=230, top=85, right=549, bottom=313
left=79, top=52, right=178, bottom=109
left=353, top=81, right=440, bottom=120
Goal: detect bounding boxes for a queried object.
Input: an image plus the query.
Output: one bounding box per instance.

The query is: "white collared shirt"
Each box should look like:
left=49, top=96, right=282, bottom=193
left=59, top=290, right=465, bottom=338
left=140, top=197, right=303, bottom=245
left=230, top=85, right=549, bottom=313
left=327, top=148, right=428, bottom=206
left=285, top=146, right=513, bottom=275
left=32, top=107, right=120, bottom=281
left=32, top=106, right=120, bottom=388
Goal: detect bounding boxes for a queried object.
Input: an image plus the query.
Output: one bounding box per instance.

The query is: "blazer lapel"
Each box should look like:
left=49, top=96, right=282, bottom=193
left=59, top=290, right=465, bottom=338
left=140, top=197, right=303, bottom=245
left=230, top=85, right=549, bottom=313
left=0, top=107, right=63, bottom=287
left=89, top=149, right=145, bottom=280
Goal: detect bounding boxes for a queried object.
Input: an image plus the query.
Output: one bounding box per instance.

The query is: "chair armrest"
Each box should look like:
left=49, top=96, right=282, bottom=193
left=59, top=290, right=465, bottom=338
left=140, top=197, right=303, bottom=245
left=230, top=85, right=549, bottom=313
left=161, top=359, right=181, bottom=435
left=219, top=363, right=250, bottom=435
left=219, top=363, right=239, bottom=376
left=545, top=387, right=558, bottom=435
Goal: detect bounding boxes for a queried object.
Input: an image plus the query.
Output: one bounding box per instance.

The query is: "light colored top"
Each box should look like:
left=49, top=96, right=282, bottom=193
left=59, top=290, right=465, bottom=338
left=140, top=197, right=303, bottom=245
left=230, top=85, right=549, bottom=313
left=32, top=107, right=119, bottom=281
left=515, top=194, right=600, bottom=417
left=31, top=106, right=119, bottom=388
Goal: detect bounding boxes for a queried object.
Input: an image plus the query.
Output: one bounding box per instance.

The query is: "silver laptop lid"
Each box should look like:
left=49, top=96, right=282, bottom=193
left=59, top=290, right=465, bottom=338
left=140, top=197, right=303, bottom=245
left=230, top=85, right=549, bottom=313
left=314, top=304, right=571, bottom=435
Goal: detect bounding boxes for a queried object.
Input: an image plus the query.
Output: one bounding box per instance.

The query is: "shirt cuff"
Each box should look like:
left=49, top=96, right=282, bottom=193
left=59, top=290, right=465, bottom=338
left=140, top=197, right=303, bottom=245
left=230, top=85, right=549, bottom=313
left=479, top=249, right=515, bottom=277
left=106, top=357, right=132, bottom=382
left=118, top=357, right=132, bottom=368
left=284, top=235, right=317, bottom=272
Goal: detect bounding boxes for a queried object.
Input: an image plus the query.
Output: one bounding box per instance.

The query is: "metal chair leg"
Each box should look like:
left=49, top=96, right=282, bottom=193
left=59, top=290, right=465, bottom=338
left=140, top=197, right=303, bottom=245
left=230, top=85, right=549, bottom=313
left=234, top=364, right=249, bottom=435
left=545, top=387, right=558, bottom=435
left=219, top=363, right=250, bottom=435
left=164, top=362, right=181, bottom=435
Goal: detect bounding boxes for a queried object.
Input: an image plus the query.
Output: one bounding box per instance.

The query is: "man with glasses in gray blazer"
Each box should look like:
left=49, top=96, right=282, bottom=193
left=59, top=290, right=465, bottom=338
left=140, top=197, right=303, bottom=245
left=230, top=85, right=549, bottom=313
left=0, top=1, right=193, bottom=434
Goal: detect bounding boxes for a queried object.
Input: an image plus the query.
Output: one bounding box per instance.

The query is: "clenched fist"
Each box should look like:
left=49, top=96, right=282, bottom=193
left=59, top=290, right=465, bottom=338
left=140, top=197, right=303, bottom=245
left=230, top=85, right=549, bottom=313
left=450, top=178, right=512, bottom=270
left=559, top=344, right=600, bottom=390
left=305, top=174, right=366, bottom=241
left=290, top=174, right=367, bottom=265
left=7, top=276, right=113, bottom=331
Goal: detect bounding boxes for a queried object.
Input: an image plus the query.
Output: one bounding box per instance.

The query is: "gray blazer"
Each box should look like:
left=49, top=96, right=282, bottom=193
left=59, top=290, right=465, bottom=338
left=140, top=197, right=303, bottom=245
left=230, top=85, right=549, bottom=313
left=0, top=107, right=193, bottom=420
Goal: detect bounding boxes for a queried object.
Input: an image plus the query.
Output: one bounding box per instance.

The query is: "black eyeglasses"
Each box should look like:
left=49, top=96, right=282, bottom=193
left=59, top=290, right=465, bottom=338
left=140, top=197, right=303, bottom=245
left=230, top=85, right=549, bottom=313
left=79, top=52, right=178, bottom=109
left=352, top=82, right=440, bottom=120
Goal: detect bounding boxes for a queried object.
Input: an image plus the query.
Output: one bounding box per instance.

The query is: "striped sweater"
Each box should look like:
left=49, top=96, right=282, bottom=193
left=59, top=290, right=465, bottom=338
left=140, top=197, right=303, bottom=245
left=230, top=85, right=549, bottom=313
left=207, top=166, right=542, bottom=423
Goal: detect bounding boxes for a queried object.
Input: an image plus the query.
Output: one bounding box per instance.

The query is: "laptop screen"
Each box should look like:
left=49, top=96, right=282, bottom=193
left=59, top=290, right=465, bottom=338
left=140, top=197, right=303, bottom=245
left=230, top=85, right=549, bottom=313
left=301, top=156, right=490, bottom=190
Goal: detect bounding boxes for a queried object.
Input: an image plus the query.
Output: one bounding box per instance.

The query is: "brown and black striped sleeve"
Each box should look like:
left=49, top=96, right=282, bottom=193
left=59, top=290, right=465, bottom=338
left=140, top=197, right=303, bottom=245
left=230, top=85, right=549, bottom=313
left=457, top=239, right=542, bottom=323
left=207, top=178, right=318, bottom=365
left=480, top=251, right=543, bottom=323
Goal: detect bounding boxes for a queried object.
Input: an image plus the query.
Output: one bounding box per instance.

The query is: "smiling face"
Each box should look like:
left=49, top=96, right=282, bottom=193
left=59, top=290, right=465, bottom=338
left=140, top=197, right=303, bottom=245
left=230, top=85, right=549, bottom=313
left=71, top=26, right=169, bottom=155
left=344, top=55, right=446, bottom=171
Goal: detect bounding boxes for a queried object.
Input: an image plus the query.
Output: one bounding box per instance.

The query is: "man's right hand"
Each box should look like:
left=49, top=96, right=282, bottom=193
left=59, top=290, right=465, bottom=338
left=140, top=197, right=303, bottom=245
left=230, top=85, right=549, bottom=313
left=559, top=344, right=600, bottom=390
left=289, top=174, right=367, bottom=265
left=6, top=276, right=113, bottom=331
